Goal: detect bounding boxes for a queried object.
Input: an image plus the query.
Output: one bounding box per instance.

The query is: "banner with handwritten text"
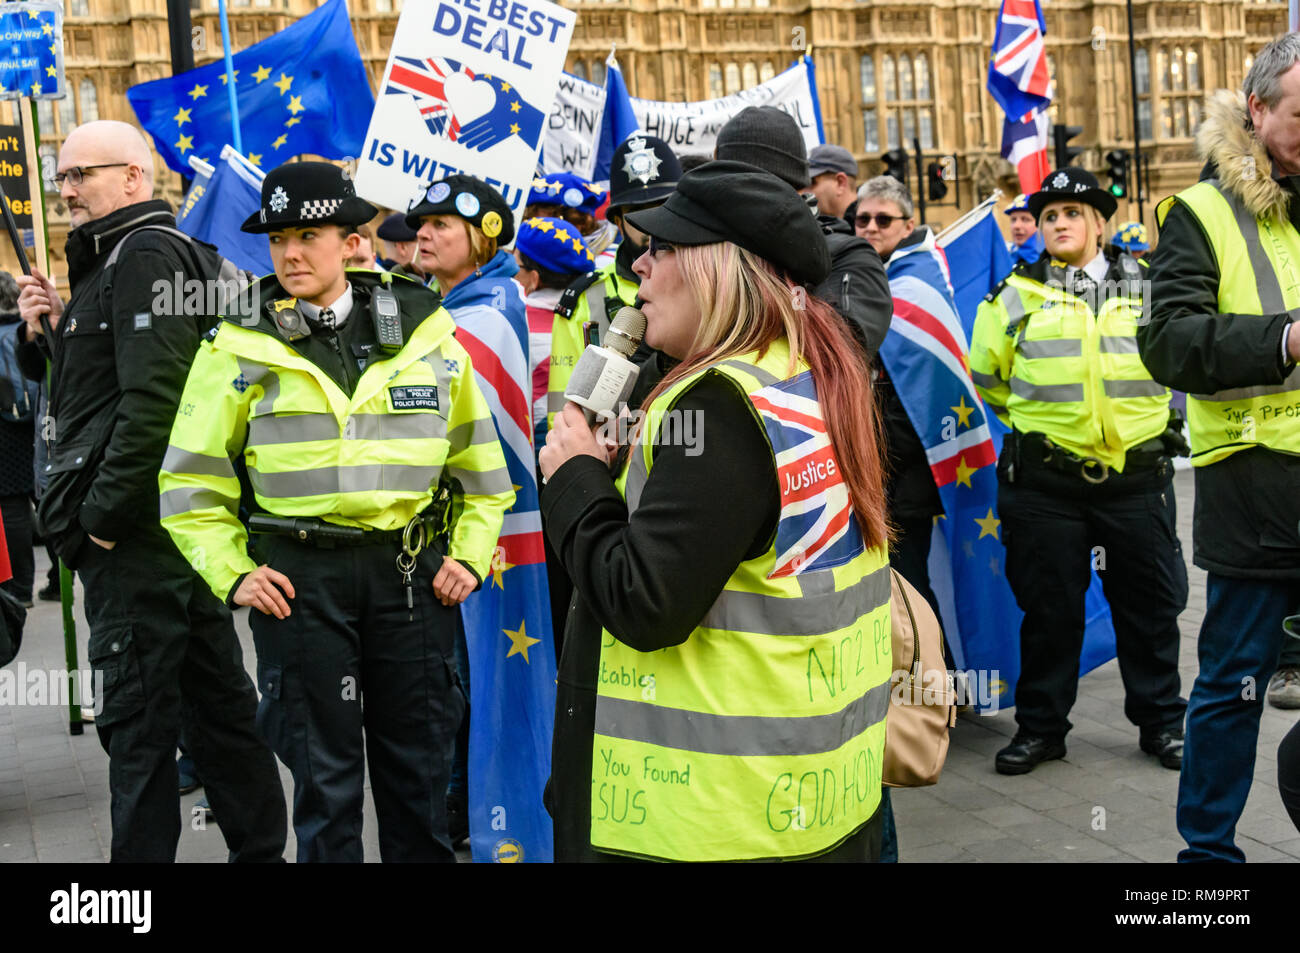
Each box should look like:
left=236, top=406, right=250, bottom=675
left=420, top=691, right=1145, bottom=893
left=541, top=56, right=824, bottom=178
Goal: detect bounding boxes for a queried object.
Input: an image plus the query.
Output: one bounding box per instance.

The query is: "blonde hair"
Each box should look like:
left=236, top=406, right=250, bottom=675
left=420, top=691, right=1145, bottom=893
left=463, top=219, right=497, bottom=268
left=645, top=242, right=890, bottom=549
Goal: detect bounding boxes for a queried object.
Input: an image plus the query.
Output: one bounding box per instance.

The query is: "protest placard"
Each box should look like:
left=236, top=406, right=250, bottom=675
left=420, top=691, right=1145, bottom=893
left=353, top=0, right=576, bottom=231
left=0, top=1, right=63, bottom=101
left=542, top=57, right=824, bottom=177
left=0, top=123, right=32, bottom=229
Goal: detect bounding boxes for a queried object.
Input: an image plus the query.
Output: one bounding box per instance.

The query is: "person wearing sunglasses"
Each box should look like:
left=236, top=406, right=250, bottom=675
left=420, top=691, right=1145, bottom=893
left=160, top=161, right=513, bottom=861
left=538, top=161, right=893, bottom=863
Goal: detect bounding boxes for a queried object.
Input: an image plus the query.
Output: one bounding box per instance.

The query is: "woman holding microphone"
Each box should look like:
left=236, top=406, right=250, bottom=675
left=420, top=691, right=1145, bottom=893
left=539, top=161, right=893, bottom=863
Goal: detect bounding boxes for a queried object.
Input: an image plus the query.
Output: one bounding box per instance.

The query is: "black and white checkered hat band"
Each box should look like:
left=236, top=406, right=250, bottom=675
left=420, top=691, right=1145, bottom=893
left=299, top=198, right=344, bottom=220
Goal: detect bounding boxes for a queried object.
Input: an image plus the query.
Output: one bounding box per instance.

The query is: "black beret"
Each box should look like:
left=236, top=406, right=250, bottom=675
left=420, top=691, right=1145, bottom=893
left=625, top=160, right=830, bottom=284
left=241, top=161, right=377, bottom=234
left=405, top=174, right=515, bottom=246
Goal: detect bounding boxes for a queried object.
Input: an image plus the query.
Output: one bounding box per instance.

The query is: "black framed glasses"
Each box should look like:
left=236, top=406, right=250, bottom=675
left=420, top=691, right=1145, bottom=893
left=855, top=212, right=906, bottom=230
left=53, top=164, right=129, bottom=188
left=648, top=235, right=675, bottom=258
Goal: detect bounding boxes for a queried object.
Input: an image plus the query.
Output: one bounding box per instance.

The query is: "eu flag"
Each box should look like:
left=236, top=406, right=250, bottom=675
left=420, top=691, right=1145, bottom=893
left=127, top=0, right=373, bottom=177
left=0, top=2, right=63, bottom=101
left=441, top=257, right=556, bottom=863
left=175, top=146, right=273, bottom=277
left=591, top=59, right=639, bottom=183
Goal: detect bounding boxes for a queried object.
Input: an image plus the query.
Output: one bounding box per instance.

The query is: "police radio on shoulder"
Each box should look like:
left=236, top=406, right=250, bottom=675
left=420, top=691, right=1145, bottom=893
left=563, top=306, right=647, bottom=423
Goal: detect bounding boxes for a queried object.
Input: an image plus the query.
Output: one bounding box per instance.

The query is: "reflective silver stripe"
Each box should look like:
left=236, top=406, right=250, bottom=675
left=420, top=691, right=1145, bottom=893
left=447, top=465, right=513, bottom=497
left=716, top=359, right=779, bottom=387
left=595, top=679, right=891, bottom=758
left=1099, top=335, right=1140, bottom=354
left=249, top=464, right=440, bottom=498
left=1217, top=180, right=1287, bottom=313
left=1194, top=364, right=1300, bottom=402
left=353, top=413, right=447, bottom=441
left=447, top=417, right=496, bottom=455
left=1018, top=338, right=1082, bottom=359
left=160, top=445, right=236, bottom=479
left=159, top=486, right=238, bottom=519
left=970, top=370, right=1003, bottom=389
left=419, top=350, right=451, bottom=424
left=1009, top=378, right=1084, bottom=402
left=700, top=564, right=891, bottom=637
left=236, top=357, right=280, bottom=416
left=1001, top=285, right=1029, bottom=332
left=625, top=446, right=648, bottom=512
left=249, top=413, right=338, bottom=445
left=1103, top=379, right=1166, bottom=398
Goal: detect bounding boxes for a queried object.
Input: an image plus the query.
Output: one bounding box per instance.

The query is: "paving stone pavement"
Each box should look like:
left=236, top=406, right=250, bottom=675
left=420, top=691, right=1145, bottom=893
left=0, top=469, right=1296, bottom=862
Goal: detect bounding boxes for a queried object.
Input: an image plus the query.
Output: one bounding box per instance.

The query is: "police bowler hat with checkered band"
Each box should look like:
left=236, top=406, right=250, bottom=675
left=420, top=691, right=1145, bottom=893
left=1027, top=167, right=1118, bottom=221
left=240, top=161, right=378, bottom=234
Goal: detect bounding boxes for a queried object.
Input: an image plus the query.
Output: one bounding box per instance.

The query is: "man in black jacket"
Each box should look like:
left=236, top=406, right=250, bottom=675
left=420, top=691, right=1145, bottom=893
left=1140, top=36, right=1300, bottom=862
left=15, top=120, right=285, bottom=862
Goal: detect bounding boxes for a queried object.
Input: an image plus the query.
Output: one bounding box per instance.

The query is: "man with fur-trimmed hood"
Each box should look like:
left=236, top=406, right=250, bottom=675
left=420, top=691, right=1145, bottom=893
left=1140, top=32, right=1300, bottom=862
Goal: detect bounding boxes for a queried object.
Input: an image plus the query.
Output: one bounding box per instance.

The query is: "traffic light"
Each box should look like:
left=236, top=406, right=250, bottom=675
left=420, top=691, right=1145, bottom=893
left=1105, top=149, right=1129, bottom=198
left=1052, top=124, right=1084, bottom=169
left=926, top=160, right=948, bottom=201
left=882, top=147, right=908, bottom=185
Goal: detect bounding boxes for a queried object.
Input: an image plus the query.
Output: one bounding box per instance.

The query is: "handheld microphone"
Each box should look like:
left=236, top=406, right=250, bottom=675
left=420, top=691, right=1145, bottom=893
left=563, top=305, right=647, bottom=424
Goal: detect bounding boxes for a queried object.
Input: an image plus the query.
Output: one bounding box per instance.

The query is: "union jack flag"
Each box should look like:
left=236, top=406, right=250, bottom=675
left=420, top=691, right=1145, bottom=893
left=988, top=0, right=1053, bottom=194
left=751, top=371, right=865, bottom=579
left=384, top=56, right=476, bottom=139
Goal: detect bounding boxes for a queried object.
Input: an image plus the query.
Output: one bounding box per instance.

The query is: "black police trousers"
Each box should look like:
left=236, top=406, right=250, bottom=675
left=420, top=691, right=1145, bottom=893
left=997, top=461, right=1188, bottom=742
left=249, top=534, right=466, bottom=863
left=78, top=524, right=287, bottom=862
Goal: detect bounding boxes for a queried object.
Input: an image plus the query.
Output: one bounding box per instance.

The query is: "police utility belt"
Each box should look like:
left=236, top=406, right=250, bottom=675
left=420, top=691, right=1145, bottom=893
left=247, top=484, right=454, bottom=550
left=1007, top=421, right=1187, bottom=486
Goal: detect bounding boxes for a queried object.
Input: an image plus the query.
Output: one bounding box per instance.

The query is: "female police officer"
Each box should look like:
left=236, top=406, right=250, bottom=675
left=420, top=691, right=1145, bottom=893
left=971, top=167, right=1187, bottom=775
left=539, top=161, right=893, bottom=862
left=158, top=161, right=514, bottom=861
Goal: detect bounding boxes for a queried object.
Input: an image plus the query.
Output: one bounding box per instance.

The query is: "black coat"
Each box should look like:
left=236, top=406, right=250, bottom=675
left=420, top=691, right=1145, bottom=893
left=813, top=215, right=892, bottom=364
left=17, top=200, right=220, bottom=567
left=1140, top=136, right=1300, bottom=578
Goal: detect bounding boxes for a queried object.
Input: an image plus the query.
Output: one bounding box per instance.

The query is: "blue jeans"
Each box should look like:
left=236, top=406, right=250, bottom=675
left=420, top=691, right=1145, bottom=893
left=879, top=787, right=898, bottom=863
left=1177, top=573, right=1300, bottom=862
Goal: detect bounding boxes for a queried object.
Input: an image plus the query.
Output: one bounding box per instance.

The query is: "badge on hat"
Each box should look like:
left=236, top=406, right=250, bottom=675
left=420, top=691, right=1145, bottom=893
left=270, top=186, right=289, bottom=212
left=481, top=210, right=503, bottom=238
left=1051, top=172, right=1069, bottom=190
left=622, top=136, right=663, bottom=186
left=428, top=182, right=451, bottom=204
left=455, top=192, right=480, bottom=217
left=562, top=186, right=584, bottom=208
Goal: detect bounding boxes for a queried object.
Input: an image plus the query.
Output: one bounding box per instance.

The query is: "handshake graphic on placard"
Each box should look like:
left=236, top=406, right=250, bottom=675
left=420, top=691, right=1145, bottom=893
left=384, top=56, right=544, bottom=152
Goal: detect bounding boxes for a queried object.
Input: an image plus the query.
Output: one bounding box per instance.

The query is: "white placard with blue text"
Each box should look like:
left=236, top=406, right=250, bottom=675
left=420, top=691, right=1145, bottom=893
left=353, top=0, right=576, bottom=232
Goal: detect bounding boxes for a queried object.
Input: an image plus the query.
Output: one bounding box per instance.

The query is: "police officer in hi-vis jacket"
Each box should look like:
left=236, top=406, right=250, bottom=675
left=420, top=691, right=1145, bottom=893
left=159, top=162, right=514, bottom=862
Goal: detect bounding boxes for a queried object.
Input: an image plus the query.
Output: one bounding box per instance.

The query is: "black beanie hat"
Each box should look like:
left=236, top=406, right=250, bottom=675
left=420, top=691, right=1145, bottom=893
left=715, top=106, right=810, bottom=190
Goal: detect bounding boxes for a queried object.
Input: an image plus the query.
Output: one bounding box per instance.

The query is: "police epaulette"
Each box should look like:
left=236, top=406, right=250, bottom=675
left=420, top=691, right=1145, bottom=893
left=984, top=277, right=1011, bottom=303
left=555, top=271, right=602, bottom=319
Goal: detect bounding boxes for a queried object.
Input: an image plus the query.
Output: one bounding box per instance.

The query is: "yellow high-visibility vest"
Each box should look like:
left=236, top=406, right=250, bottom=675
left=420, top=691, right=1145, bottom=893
left=591, top=340, right=892, bottom=862
left=970, top=254, right=1170, bottom=471
left=158, top=273, right=514, bottom=601
left=1157, top=180, right=1300, bottom=466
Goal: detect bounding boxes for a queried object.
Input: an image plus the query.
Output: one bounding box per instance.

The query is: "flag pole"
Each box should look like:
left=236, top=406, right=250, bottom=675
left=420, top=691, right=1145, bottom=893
left=936, top=191, right=1001, bottom=246
left=217, top=0, right=242, bottom=152
left=1125, top=0, right=1144, bottom=223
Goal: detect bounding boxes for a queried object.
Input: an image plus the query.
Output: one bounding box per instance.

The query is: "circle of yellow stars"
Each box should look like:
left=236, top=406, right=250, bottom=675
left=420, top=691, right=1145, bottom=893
left=173, top=63, right=304, bottom=168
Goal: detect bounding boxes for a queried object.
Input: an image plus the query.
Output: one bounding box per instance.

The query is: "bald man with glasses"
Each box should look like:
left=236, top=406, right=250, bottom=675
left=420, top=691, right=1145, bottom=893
left=14, top=120, right=286, bottom=862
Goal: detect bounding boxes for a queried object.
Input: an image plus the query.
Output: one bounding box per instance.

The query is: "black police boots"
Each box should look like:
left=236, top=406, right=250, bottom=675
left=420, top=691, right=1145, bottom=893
left=995, top=734, right=1067, bottom=775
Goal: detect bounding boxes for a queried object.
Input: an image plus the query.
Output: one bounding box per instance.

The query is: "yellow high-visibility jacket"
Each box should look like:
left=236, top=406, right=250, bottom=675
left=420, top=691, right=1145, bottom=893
left=158, top=272, right=514, bottom=601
